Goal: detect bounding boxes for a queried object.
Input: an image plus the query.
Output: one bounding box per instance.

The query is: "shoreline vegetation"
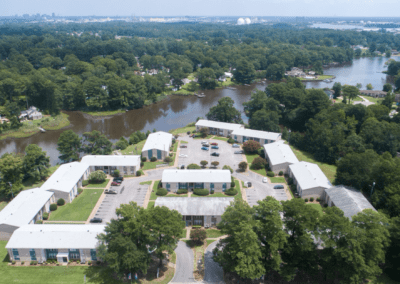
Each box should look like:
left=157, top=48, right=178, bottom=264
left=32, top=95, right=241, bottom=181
left=0, top=113, right=70, bottom=141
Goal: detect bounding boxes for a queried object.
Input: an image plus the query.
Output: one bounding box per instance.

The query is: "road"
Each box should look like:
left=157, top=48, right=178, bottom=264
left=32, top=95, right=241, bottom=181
left=204, top=240, right=225, bottom=284
left=170, top=241, right=195, bottom=284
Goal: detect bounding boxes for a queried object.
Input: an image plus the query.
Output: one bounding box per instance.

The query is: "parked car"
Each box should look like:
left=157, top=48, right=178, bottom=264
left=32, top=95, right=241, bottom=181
left=234, top=150, right=244, bottom=154
left=105, top=188, right=118, bottom=194
left=111, top=181, right=121, bottom=186
left=201, top=141, right=207, bottom=144
left=232, top=144, right=240, bottom=148
left=201, top=147, right=209, bottom=151
left=90, top=217, right=102, bottom=223
left=274, top=185, right=284, bottom=189
left=211, top=142, right=218, bottom=146
left=113, top=177, right=124, bottom=182
left=262, top=177, right=268, bottom=183
left=211, top=152, right=220, bottom=157
left=203, top=144, right=209, bottom=147
left=211, top=145, right=219, bottom=149
left=244, top=181, right=252, bottom=187
left=179, top=154, right=188, bottom=158
left=180, top=145, right=187, bottom=148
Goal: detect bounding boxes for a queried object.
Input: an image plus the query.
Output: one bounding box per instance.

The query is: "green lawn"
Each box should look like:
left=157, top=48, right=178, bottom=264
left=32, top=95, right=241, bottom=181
left=153, top=180, right=160, bottom=190
left=150, top=191, right=158, bottom=200
left=0, top=201, right=8, bottom=211
left=169, top=124, right=196, bottom=135
left=181, top=140, right=188, bottom=144
left=299, top=75, right=334, bottom=81
left=49, top=189, right=103, bottom=221
left=120, top=139, right=146, bottom=155
left=245, top=153, right=259, bottom=164
left=82, top=109, right=126, bottom=116
left=139, top=181, right=152, bottom=185
left=193, top=134, right=213, bottom=139
left=147, top=201, right=155, bottom=209
left=289, top=145, right=337, bottom=182
left=251, top=168, right=267, bottom=176
left=22, top=164, right=61, bottom=190
left=363, top=96, right=383, bottom=104
left=211, top=136, right=229, bottom=142
left=270, top=176, right=286, bottom=183
left=181, top=228, right=187, bottom=238
left=85, top=179, right=109, bottom=188
left=170, top=251, right=177, bottom=264
left=165, top=193, right=188, bottom=197
left=206, top=229, right=225, bottom=238
left=192, top=192, right=227, bottom=197
left=306, top=203, right=323, bottom=216
left=142, top=161, right=166, bottom=170
left=0, top=241, right=89, bottom=284
left=173, top=142, right=179, bottom=152
left=206, top=239, right=216, bottom=247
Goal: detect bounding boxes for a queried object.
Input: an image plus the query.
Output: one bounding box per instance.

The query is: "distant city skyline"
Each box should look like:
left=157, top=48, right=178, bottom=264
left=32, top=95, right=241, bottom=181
left=1, top=0, right=400, bottom=18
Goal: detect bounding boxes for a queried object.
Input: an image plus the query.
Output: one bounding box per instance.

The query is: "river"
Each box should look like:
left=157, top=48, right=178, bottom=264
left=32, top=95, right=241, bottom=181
left=0, top=56, right=397, bottom=165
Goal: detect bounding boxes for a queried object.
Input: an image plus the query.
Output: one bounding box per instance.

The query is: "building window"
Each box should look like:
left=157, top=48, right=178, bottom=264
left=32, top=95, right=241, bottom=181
left=194, top=183, right=204, bottom=189
left=210, top=183, right=214, bottom=189
left=222, top=183, right=227, bottom=190
left=46, top=249, right=58, bottom=259
left=178, top=183, right=187, bottom=189
left=69, top=249, right=80, bottom=260
left=12, top=249, right=19, bottom=260
left=166, top=183, right=170, bottom=190
left=90, top=249, right=97, bottom=261
left=30, top=249, right=36, bottom=261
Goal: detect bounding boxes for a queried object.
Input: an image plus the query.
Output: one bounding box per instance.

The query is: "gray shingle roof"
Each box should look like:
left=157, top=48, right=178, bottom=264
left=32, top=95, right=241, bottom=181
left=324, top=186, right=376, bottom=219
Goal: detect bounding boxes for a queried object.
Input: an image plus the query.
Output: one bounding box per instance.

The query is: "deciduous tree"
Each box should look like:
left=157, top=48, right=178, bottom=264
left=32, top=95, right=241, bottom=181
left=57, top=130, right=82, bottom=162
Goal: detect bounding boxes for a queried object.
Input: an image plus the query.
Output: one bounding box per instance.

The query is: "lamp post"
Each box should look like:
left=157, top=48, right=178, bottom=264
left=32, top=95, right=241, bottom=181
left=370, top=182, right=376, bottom=197
left=8, top=182, right=14, bottom=199
left=288, top=129, right=291, bottom=145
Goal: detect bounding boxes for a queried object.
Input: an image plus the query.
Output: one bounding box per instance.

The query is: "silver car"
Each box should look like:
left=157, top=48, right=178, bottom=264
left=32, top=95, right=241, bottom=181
left=234, top=150, right=244, bottom=154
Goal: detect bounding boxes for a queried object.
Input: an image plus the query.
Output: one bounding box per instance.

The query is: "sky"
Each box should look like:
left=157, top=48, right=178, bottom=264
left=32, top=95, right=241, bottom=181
left=1, top=0, right=400, bottom=17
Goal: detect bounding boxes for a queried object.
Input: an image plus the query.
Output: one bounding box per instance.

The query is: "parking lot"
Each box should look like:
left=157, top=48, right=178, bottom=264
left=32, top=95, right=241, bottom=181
left=177, top=135, right=244, bottom=170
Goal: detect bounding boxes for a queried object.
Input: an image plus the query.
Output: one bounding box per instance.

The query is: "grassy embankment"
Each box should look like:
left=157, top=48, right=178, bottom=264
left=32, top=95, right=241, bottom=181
left=48, top=188, right=103, bottom=221
left=82, top=109, right=126, bottom=117
left=298, top=75, right=334, bottom=81
left=0, top=113, right=70, bottom=141
left=85, top=179, right=110, bottom=188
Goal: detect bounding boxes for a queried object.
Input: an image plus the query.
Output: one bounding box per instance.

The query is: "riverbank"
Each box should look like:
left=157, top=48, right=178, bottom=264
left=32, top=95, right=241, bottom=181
left=299, top=75, right=335, bottom=82
left=0, top=113, right=70, bottom=141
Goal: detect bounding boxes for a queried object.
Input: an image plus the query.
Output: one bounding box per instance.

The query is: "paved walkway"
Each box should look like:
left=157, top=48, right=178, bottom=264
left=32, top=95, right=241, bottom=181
left=171, top=241, right=195, bottom=283
left=204, top=240, right=225, bottom=284
left=143, top=181, right=154, bottom=209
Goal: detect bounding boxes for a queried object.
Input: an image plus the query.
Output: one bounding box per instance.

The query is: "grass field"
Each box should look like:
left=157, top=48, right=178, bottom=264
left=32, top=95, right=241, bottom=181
left=153, top=180, right=160, bottom=190
left=173, top=142, right=179, bottom=152
left=299, top=75, right=334, bottom=81
left=169, top=124, right=196, bottom=135
left=165, top=193, right=188, bottom=197
left=193, top=134, right=213, bottom=139
left=206, top=229, right=225, bottom=238
left=211, top=136, right=229, bottom=142
left=289, top=145, right=337, bottom=182
left=147, top=201, right=155, bottom=209
left=150, top=191, right=158, bottom=200
left=181, top=140, right=188, bottom=144
left=140, top=181, right=152, bottom=185
left=120, top=139, right=146, bottom=155
left=245, top=153, right=259, bottom=164
left=82, top=109, right=126, bottom=116
left=206, top=239, right=216, bottom=247
left=85, top=179, right=109, bottom=188
left=306, top=203, right=323, bottom=216
left=49, top=189, right=102, bottom=221
left=141, top=154, right=175, bottom=170
left=270, top=176, right=286, bottom=183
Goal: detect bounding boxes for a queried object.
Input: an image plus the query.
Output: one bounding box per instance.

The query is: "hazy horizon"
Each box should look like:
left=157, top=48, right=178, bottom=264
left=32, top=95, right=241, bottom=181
left=2, top=0, right=400, bottom=18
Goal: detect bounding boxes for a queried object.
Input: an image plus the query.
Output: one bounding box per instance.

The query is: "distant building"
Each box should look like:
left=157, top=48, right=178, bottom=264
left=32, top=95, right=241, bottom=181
left=81, top=155, right=140, bottom=176
left=19, top=106, right=42, bottom=121
left=142, top=131, right=173, bottom=160
left=359, top=90, right=387, bottom=98
left=195, top=119, right=244, bottom=137
left=322, top=186, right=376, bottom=220
left=155, top=197, right=234, bottom=227
left=231, top=128, right=281, bottom=145
left=6, top=225, right=105, bottom=264
left=285, top=67, right=306, bottom=78
left=161, top=169, right=231, bottom=192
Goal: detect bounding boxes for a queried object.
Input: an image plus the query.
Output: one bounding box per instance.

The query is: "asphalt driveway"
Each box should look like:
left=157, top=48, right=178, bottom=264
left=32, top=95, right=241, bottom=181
left=171, top=241, right=195, bottom=283
left=204, top=240, right=225, bottom=284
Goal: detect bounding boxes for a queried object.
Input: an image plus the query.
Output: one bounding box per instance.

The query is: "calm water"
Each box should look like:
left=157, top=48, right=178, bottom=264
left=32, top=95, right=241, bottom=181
left=0, top=56, right=397, bottom=165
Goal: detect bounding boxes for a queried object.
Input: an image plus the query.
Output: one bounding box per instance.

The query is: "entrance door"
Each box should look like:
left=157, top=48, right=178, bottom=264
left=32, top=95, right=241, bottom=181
left=157, top=150, right=162, bottom=159
left=62, top=257, right=68, bottom=263
left=148, top=150, right=152, bottom=159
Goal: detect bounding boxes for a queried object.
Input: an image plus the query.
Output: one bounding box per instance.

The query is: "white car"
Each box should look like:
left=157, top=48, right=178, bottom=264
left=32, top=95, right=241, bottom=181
left=244, top=181, right=252, bottom=188
left=179, top=154, right=188, bottom=158
left=262, top=177, right=268, bottom=183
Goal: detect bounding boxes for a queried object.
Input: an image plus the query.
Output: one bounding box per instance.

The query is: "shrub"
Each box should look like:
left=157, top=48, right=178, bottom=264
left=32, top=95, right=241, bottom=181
left=210, top=189, right=215, bottom=194
left=223, top=165, right=233, bottom=174
left=177, top=188, right=188, bottom=194
left=156, top=188, right=168, bottom=196
left=88, top=260, right=92, bottom=265
left=279, top=171, right=284, bottom=176
left=164, top=157, right=172, bottom=163
left=21, top=261, right=25, bottom=265
left=192, top=225, right=201, bottom=228
left=199, top=127, right=209, bottom=138
left=243, top=140, right=261, bottom=154
left=257, top=147, right=265, bottom=157
left=251, top=157, right=267, bottom=170
left=36, top=220, right=43, bottom=224
left=141, top=156, right=147, bottom=162
left=115, top=137, right=129, bottom=150
left=30, top=261, right=34, bottom=265
left=324, top=204, right=328, bottom=208
left=77, top=260, right=81, bottom=264
left=225, top=187, right=238, bottom=196
left=89, top=171, right=107, bottom=183
left=50, top=204, right=57, bottom=211
left=187, top=163, right=201, bottom=169
left=211, top=161, right=219, bottom=168
left=136, top=170, right=143, bottom=177
left=267, top=171, right=275, bottom=177
left=238, top=161, right=248, bottom=171
left=78, top=188, right=83, bottom=195
left=190, top=228, right=207, bottom=244
left=172, top=138, right=176, bottom=144
left=304, top=198, right=309, bottom=202
left=82, top=180, right=89, bottom=186
left=169, top=147, right=173, bottom=151
left=113, top=170, right=120, bottom=177
left=193, top=188, right=209, bottom=196
left=192, top=130, right=197, bottom=133
left=316, top=197, right=321, bottom=202
left=57, top=198, right=65, bottom=206
left=227, top=138, right=235, bottom=144
left=150, top=157, right=157, bottom=162
left=34, top=261, right=38, bottom=265
left=200, top=160, right=208, bottom=168
left=287, top=178, right=293, bottom=185
left=310, top=197, right=314, bottom=202
left=169, top=152, right=173, bottom=157
left=42, top=212, right=49, bottom=220
left=12, top=260, right=16, bottom=265
left=231, top=176, right=235, bottom=188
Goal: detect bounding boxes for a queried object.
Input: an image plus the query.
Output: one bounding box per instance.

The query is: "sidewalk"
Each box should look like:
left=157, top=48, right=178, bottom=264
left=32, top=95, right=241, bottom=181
left=143, top=180, right=154, bottom=209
